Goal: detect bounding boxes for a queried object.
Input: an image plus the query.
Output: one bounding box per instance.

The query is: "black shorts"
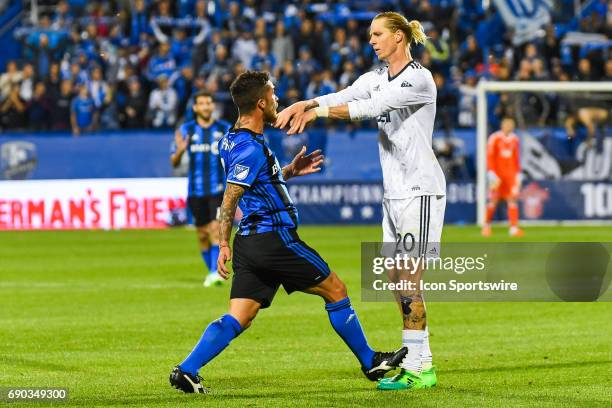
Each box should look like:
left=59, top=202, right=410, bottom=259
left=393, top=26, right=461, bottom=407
left=230, top=229, right=331, bottom=308
left=187, top=195, right=223, bottom=227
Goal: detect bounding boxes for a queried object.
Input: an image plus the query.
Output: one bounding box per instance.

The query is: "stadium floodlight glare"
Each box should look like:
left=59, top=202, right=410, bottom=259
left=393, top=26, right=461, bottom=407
left=476, top=80, right=612, bottom=226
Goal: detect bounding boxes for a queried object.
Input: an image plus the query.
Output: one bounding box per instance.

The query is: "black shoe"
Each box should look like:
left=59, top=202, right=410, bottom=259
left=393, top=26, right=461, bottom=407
left=361, top=347, right=408, bottom=381
left=169, top=366, right=208, bottom=394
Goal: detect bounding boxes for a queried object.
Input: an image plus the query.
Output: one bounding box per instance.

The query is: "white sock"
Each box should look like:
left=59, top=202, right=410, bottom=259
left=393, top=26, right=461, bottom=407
left=420, top=327, right=433, bottom=370
left=400, top=329, right=425, bottom=373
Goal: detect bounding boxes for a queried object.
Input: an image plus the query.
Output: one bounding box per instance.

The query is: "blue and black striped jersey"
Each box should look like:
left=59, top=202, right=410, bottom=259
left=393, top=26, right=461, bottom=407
left=218, top=128, right=299, bottom=235
left=175, top=119, right=231, bottom=197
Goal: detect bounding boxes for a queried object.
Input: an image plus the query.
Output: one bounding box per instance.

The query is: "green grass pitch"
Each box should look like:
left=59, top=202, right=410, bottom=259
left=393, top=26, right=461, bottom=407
left=1, top=225, right=611, bottom=407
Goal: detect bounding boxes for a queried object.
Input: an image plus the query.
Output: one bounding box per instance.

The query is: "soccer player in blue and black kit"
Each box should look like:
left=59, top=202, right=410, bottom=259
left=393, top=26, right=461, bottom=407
left=171, top=90, right=231, bottom=287
left=169, top=71, right=406, bottom=393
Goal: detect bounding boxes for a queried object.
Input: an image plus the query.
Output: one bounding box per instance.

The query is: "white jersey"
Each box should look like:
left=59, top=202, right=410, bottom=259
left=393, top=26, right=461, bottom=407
left=315, top=61, right=446, bottom=199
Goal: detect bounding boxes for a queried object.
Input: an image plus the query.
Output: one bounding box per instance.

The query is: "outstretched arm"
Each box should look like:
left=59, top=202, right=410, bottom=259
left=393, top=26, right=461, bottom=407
left=274, top=74, right=371, bottom=129
left=286, top=78, right=434, bottom=135
left=150, top=17, right=169, bottom=43
left=285, top=104, right=351, bottom=135
left=281, top=146, right=324, bottom=180
left=192, top=20, right=210, bottom=45
left=217, top=182, right=246, bottom=279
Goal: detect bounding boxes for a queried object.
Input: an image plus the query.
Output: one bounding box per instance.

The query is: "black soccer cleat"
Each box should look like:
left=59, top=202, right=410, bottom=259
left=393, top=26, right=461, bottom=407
left=361, top=347, right=408, bottom=381
left=169, top=366, right=208, bottom=394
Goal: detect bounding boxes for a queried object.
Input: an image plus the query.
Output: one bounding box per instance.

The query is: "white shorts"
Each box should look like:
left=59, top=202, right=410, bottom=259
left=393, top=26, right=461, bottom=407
left=382, top=195, right=446, bottom=258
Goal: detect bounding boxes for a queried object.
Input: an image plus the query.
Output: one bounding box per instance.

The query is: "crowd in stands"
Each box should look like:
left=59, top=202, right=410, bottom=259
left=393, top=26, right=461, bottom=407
left=0, top=0, right=610, bottom=135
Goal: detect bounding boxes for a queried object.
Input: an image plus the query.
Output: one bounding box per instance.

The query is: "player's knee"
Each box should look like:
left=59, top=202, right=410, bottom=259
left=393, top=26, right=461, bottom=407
left=326, top=273, right=348, bottom=302
left=196, top=228, right=210, bottom=243
left=207, top=222, right=220, bottom=239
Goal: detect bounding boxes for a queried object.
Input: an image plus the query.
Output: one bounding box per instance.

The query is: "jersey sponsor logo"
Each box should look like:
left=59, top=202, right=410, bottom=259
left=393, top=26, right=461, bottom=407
left=234, top=164, right=250, bottom=181
left=401, top=81, right=413, bottom=88
left=412, top=186, right=421, bottom=191
left=190, top=143, right=219, bottom=155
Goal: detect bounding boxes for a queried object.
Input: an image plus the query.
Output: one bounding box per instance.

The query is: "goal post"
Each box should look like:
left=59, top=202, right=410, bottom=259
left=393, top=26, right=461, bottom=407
left=476, top=81, right=612, bottom=226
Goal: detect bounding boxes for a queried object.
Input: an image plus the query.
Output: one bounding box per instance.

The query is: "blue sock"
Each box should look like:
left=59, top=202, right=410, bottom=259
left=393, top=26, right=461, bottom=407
left=179, top=314, right=242, bottom=375
left=200, top=249, right=211, bottom=272
left=325, top=297, right=376, bottom=369
left=208, top=245, right=220, bottom=274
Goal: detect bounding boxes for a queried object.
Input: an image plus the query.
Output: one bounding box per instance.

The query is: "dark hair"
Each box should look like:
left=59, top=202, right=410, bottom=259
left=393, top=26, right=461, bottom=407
left=193, top=90, right=214, bottom=103
left=229, top=70, right=270, bottom=114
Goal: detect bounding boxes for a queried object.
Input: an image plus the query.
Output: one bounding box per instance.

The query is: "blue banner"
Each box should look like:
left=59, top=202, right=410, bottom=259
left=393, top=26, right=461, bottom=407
left=2, top=130, right=609, bottom=224
left=288, top=181, right=477, bottom=225
left=0, top=132, right=173, bottom=180
left=519, top=181, right=612, bottom=221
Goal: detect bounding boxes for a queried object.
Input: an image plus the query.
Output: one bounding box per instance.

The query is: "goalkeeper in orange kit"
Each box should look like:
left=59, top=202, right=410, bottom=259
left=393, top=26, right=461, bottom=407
left=482, top=117, right=523, bottom=237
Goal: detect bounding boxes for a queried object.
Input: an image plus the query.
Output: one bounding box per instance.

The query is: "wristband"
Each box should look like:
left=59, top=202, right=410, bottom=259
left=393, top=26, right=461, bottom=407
left=314, top=106, right=329, bottom=118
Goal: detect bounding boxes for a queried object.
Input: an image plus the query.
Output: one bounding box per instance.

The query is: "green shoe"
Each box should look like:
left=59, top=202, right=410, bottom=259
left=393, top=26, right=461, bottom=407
left=420, top=366, right=437, bottom=388
left=377, top=369, right=424, bottom=391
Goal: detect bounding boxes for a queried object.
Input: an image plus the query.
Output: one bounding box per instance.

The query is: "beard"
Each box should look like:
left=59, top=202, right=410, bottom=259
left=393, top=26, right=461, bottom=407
left=196, top=111, right=212, bottom=121
left=263, top=107, right=278, bottom=124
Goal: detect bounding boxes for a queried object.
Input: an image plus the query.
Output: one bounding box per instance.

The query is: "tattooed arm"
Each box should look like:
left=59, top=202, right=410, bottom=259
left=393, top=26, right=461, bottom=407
left=216, top=182, right=246, bottom=279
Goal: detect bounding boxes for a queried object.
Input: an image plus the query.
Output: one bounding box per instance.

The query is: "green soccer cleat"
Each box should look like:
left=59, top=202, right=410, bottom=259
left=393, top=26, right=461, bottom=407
left=419, top=366, right=437, bottom=388
left=377, top=369, right=424, bottom=391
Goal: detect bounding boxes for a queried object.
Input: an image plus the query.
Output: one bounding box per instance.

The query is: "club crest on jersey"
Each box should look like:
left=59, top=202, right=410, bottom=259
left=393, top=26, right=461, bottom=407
left=234, top=164, right=250, bottom=180
left=401, top=81, right=413, bottom=88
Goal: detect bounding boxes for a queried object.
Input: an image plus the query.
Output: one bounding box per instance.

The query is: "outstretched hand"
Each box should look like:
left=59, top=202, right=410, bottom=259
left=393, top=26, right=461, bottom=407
left=287, top=109, right=317, bottom=135
left=286, top=146, right=324, bottom=178
left=274, top=101, right=309, bottom=129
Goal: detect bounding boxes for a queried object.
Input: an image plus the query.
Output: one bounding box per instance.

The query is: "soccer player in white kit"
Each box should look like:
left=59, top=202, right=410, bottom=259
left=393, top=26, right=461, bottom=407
left=275, top=12, right=446, bottom=391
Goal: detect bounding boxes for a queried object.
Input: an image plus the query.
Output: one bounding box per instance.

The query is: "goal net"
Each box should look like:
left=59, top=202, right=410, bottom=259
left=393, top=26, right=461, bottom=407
left=476, top=81, right=612, bottom=225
